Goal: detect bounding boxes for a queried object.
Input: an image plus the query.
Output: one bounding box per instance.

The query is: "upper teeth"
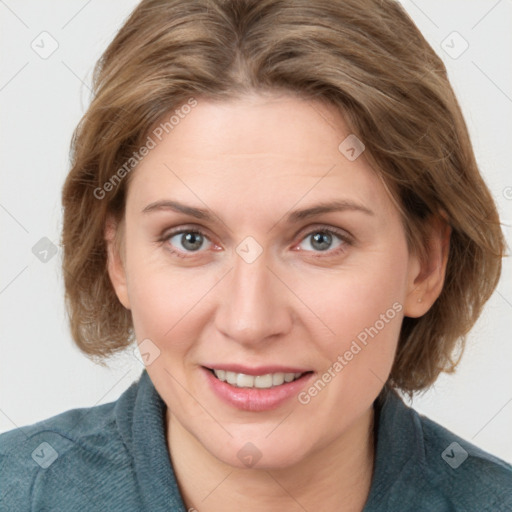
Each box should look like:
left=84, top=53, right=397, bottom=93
left=213, top=369, right=303, bottom=388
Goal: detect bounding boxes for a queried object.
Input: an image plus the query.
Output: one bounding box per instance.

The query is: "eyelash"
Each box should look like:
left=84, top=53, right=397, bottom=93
left=159, top=225, right=353, bottom=259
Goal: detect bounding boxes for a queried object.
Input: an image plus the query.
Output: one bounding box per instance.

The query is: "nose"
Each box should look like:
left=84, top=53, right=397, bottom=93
left=214, top=249, right=293, bottom=347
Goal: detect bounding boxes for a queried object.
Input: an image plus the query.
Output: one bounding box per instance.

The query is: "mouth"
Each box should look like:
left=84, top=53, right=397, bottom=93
left=207, top=367, right=312, bottom=389
left=201, top=364, right=315, bottom=411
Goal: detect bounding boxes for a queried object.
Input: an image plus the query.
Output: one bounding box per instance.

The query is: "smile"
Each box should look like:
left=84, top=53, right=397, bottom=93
left=202, top=365, right=315, bottom=411
left=211, top=369, right=306, bottom=388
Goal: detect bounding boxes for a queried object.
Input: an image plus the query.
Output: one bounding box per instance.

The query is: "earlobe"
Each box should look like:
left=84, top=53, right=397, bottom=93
left=105, top=216, right=131, bottom=310
left=403, top=216, right=451, bottom=318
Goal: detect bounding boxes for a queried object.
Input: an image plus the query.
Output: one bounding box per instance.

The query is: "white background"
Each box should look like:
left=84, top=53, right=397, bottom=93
left=1, top=0, right=511, bottom=463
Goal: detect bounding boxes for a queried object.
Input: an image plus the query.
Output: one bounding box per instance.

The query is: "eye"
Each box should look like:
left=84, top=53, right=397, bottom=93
left=159, top=225, right=351, bottom=258
left=164, top=228, right=213, bottom=255
left=296, top=227, right=351, bottom=255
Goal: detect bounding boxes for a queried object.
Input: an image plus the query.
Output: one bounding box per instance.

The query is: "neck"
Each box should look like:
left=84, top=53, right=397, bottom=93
left=166, top=406, right=376, bottom=512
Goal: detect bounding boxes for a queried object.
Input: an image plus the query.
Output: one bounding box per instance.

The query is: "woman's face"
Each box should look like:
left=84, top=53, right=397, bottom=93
left=108, top=93, right=424, bottom=469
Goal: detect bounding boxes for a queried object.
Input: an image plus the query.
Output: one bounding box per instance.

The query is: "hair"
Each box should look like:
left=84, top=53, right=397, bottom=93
left=61, top=0, right=505, bottom=393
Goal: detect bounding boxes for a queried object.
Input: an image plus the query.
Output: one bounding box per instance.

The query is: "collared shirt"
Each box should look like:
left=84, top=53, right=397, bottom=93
left=1, top=370, right=511, bottom=511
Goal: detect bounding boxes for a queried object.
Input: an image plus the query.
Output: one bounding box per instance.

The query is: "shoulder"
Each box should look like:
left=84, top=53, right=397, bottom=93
left=371, top=388, right=512, bottom=511
left=413, top=406, right=512, bottom=511
left=0, top=387, right=139, bottom=511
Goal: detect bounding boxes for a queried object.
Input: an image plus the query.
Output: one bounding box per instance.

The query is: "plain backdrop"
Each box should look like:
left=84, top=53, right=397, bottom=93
left=1, top=0, right=511, bottom=464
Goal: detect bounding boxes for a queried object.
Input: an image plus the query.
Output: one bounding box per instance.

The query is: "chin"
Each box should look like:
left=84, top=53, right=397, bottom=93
left=205, top=433, right=313, bottom=470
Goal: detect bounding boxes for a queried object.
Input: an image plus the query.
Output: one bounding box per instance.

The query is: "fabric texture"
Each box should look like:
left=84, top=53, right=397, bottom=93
left=1, top=369, right=511, bottom=511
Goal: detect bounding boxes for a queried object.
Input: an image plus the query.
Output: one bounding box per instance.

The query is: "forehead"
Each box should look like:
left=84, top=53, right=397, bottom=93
left=126, top=94, right=393, bottom=219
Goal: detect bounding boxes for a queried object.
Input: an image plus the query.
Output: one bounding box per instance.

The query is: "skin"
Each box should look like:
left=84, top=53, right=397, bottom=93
left=106, top=92, right=449, bottom=512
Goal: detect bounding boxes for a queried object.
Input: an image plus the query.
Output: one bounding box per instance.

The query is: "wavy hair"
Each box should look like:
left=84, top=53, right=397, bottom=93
left=61, top=0, right=505, bottom=393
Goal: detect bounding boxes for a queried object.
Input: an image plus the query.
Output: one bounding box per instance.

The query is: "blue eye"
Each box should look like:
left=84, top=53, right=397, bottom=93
left=298, top=229, right=349, bottom=254
left=167, top=230, right=212, bottom=253
left=160, top=225, right=351, bottom=259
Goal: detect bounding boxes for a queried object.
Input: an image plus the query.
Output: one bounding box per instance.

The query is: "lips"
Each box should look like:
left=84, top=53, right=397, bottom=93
left=202, top=365, right=315, bottom=411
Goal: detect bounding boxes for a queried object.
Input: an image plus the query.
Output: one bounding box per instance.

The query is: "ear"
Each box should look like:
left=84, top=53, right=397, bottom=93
left=105, top=215, right=131, bottom=310
left=403, top=215, right=451, bottom=318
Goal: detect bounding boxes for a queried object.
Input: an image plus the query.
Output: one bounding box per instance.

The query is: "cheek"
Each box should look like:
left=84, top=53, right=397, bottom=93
left=294, top=246, right=408, bottom=379
left=124, top=244, right=220, bottom=347
left=122, top=238, right=179, bottom=338
left=127, top=269, right=194, bottom=341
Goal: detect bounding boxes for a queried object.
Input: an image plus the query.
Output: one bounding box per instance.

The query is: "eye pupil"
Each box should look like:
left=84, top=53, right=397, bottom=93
left=181, top=232, right=203, bottom=251
left=311, top=232, right=332, bottom=251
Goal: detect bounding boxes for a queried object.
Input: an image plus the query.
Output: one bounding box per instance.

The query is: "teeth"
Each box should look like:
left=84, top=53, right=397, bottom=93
left=213, top=370, right=304, bottom=388
left=237, top=373, right=254, bottom=388
left=272, top=373, right=285, bottom=386
left=254, top=374, right=273, bottom=388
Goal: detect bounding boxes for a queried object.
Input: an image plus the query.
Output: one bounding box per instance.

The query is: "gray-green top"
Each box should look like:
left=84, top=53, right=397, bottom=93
left=1, top=370, right=511, bottom=511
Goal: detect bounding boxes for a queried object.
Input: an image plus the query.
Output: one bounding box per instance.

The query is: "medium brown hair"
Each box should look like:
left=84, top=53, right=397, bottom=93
left=61, top=0, right=505, bottom=392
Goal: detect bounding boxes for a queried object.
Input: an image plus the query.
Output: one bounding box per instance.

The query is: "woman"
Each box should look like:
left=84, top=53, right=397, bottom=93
left=1, top=0, right=511, bottom=510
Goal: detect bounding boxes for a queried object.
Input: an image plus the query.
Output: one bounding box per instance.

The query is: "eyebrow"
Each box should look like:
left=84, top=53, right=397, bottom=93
left=142, top=199, right=374, bottom=223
